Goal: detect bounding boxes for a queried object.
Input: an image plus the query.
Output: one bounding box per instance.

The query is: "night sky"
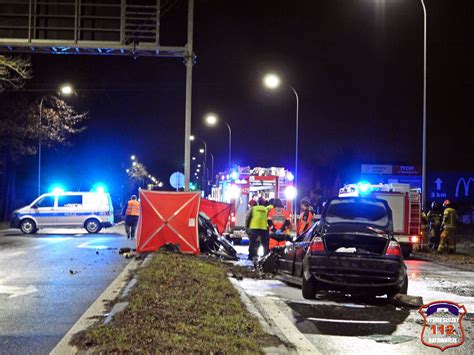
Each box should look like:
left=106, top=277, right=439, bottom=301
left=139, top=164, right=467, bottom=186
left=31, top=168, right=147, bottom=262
left=9, top=0, right=474, bottom=202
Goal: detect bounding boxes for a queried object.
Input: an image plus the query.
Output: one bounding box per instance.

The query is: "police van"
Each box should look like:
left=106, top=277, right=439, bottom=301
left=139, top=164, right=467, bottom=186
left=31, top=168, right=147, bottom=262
left=11, top=191, right=114, bottom=234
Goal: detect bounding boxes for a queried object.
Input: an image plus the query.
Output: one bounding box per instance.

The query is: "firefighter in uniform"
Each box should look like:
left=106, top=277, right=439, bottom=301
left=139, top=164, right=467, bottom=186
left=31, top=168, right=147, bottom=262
left=246, top=197, right=269, bottom=260
left=420, top=211, right=429, bottom=251
left=427, top=201, right=442, bottom=250
left=438, top=200, right=458, bottom=254
left=123, top=195, right=140, bottom=239
left=267, top=198, right=291, bottom=249
left=297, top=197, right=314, bottom=236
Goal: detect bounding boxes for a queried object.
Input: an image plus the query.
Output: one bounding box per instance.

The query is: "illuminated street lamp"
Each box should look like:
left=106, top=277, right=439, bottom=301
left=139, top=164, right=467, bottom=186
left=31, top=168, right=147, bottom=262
left=205, top=113, right=232, bottom=170
left=199, top=148, right=205, bottom=154
left=59, top=84, right=74, bottom=96
left=158, top=182, right=163, bottom=188
left=131, top=155, right=136, bottom=160
left=189, top=135, right=195, bottom=141
left=197, top=164, right=201, bottom=168
left=263, top=73, right=300, bottom=227
left=38, top=83, right=74, bottom=196
left=192, top=156, right=196, bottom=161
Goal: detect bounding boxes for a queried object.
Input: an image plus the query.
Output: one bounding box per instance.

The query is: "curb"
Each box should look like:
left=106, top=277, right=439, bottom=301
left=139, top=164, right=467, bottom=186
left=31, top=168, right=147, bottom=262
left=50, top=258, right=141, bottom=355
left=230, top=278, right=320, bottom=354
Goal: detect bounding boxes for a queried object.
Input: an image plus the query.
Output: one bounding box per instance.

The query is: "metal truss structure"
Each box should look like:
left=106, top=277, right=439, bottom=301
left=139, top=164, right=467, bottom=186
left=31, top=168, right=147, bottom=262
left=0, top=0, right=186, bottom=57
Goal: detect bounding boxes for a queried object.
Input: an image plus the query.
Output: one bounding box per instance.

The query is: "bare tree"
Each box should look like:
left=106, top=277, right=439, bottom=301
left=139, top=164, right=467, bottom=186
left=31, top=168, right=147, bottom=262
left=0, top=55, right=32, bottom=92
left=0, top=93, right=87, bottom=219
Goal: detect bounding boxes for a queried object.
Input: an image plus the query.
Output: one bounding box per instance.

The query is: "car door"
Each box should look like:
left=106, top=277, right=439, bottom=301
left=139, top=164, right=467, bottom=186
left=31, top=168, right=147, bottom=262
left=56, top=194, right=84, bottom=226
left=279, top=224, right=316, bottom=275
left=293, top=224, right=317, bottom=276
left=31, top=195, right=57, bottom=227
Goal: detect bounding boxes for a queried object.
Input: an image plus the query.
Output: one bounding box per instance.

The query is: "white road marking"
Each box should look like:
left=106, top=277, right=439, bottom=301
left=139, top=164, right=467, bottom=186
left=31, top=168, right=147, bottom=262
left=77, top=240, right=109, bottom=249
left=0, top=285, right=38, bottom=299
left=307, top=317, right=390, bottom=324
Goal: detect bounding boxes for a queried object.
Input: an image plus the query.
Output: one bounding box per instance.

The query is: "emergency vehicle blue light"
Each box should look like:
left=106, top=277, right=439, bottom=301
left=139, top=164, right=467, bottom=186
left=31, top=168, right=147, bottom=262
left=50, top=185, right=65, bottom=195
left=230, top=170, right=239, bottom=180
left=287, top=172, right=294, bottom=181
left=93, top=183, right=108, bottom=194
left=357, top=181, right=371, bottom=194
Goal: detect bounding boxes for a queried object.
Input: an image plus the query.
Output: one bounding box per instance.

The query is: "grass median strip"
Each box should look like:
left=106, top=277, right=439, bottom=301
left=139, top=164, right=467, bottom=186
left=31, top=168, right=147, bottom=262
left=71, top=252, right=279, bottom=353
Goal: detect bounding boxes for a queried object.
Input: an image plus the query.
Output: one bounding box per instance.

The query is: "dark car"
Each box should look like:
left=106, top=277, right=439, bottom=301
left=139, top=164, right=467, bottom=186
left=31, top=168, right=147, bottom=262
left=266, top=197, right=408, bottom=300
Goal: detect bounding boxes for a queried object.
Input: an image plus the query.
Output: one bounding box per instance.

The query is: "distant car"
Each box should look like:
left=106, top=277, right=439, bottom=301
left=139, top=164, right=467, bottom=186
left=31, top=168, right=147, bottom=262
left=10, top=191, right=114, bottom=234
left=265, top=197, right=408, bottom=299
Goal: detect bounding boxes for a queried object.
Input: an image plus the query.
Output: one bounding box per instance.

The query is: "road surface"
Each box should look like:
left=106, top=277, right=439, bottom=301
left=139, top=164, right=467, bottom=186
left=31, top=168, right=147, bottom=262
left=0, top=227, right=134, bottom=355
left=234, top=245, right=474, bottom=354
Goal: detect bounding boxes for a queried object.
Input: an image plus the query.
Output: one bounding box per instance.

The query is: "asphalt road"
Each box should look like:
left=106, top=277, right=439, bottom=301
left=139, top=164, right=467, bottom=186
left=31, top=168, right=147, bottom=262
left=0, top=226, right=134, bottom=355
left=234, top=246, right=474, bottom=354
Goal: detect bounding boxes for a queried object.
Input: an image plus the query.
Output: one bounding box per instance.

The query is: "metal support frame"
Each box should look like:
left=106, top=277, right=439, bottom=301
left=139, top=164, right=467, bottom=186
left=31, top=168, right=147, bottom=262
left=0, top=0, right=195, bottom=190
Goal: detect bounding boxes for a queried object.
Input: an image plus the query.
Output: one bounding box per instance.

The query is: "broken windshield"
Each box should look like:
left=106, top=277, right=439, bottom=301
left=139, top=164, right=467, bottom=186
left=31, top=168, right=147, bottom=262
left=324, top=198, right=389, bottom=227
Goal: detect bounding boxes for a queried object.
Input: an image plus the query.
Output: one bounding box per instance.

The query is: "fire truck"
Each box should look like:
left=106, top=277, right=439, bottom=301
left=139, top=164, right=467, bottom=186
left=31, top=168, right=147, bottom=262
left=211, top=166, right=296, bottom=243
left=338, top=182, right=422, bottom=258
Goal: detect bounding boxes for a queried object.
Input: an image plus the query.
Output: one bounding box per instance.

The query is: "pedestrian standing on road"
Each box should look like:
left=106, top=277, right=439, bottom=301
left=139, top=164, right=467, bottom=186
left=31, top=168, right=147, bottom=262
left=245, top=197, right=269, bottom=260
left=267, top=198, right=291, bottom=249
left=297, top=197, right=314, bottom=236
left=123, top=195, right=140, bottom=239
left=438, top=200, right=458, bottom=254
left=427, top=201, right=442, bottom=250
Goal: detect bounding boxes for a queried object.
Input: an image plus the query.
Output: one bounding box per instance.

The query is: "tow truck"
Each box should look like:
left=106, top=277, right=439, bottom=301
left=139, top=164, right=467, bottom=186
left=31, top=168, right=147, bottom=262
left=338, top=182, right=422, bottom=258
left=211, top=166, right=296, bottom=244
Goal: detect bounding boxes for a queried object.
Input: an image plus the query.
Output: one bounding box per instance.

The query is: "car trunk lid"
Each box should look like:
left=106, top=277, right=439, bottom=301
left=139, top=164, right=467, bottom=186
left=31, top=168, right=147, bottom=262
left=323, top=233, right=389, bottom=256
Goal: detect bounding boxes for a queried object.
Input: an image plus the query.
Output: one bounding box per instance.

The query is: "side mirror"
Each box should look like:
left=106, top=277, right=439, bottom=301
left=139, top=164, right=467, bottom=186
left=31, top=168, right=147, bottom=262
left=32, top=204, right=39, bottom=209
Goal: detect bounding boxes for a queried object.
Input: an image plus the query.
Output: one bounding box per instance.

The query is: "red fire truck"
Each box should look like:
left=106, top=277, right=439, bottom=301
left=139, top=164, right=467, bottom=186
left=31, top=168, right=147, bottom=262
left=339, top=182, right=422, bottom=258
left=211, top=166, right=296, bottom=243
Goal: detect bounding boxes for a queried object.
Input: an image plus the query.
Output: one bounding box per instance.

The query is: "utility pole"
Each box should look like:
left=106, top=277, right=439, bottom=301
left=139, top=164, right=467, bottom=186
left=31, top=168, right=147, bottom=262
left=184, top=0, right=194, bottom=191
left=421, top=0, right=427, bottom=211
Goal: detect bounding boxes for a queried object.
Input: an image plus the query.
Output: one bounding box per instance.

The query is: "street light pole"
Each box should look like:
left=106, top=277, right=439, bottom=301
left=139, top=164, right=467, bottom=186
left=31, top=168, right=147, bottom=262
left=37, top=97, right=45, bottom=196
left=224, top=121, right=232, bottom=171
left=183, top=0, right=195, bottom=191
left=209, top=152, right=214, bottom=186
left=421, top=0, right=427, bottom=211
left=290, top=86, right=300, bottom=228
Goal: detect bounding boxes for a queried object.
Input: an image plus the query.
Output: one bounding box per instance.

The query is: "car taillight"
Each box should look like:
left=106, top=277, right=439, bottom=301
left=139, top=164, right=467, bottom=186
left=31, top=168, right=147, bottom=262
left=231, top=216, right=236, bottom=222
left=385, top=241, right=401, bottom=257
left=410, top=235, right=419, bottom=243
left=309, top=237, right=325, bottom=253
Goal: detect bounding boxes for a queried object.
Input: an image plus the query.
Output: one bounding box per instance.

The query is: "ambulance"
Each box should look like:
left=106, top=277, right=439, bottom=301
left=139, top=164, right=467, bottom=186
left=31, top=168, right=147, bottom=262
left=11, top=189, right=114, bottom=234
left=211, top=166, right=296, bottom=243
left=338, top=182, right=422, bottom=258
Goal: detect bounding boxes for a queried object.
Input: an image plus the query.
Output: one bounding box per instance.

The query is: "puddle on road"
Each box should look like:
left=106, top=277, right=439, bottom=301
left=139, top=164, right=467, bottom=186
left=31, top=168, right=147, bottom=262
left=287, top=301, right=410, bottom=337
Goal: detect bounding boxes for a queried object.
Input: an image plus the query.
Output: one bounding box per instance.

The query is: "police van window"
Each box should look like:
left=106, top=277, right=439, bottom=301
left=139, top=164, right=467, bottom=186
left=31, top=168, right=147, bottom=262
left=58, top=195, right=83, bottom=207
left=36, top=196, right=55, bottom=208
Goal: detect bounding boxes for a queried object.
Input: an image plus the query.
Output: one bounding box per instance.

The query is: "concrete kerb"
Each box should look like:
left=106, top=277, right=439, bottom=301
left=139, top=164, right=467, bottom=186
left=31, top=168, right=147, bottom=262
left=229, top=278, right=320, bottom=355
left=50, top=254, right=151, bottom=355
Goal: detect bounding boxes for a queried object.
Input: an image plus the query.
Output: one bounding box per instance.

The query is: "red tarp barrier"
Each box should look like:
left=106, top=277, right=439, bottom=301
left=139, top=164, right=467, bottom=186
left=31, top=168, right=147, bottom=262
left=199, top=199, right=232, bottom=234
left=136, top=191, right=201, bottom=254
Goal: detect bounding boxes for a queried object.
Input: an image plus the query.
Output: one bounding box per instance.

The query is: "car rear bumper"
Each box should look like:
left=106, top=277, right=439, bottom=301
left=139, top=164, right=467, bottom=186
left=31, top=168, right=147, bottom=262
left=305, top=254, right=406, bottom=289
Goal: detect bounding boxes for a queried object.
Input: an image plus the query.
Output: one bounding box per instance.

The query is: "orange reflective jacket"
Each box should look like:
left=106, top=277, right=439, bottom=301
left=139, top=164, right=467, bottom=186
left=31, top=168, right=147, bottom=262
left=297, top=210, right=313, bottom=235
left=126, top=200, right=140, bottom=216
left=268, top=207, right=290, bottom=249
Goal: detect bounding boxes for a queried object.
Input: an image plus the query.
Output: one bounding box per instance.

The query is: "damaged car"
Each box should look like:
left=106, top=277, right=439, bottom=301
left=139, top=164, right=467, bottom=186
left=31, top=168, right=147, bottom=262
left=263, top=197, right=408, bottom=300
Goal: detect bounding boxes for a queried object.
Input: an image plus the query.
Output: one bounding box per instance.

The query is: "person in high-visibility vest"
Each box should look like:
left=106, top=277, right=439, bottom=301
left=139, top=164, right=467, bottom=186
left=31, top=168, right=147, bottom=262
left=297, top=197, right=314, bottom=236
left=427, top=201, right=442, bottom=250
left=245, top=197, right=269, bottom=260
left=267, top=198, right=291, bottom=249
left=438, top=200, right=458, bottom=254
left=123, top=195, right=140, bottom=239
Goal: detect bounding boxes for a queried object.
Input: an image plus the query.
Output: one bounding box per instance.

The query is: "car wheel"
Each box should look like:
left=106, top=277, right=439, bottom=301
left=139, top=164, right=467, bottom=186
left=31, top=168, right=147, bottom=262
left=20, top=219, right=37, bottom=234
left=302, top=275, right=318, bottom=299
left=387, top=275, right=408, bottom=299
left=85, top=219, right=101, bottom=234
